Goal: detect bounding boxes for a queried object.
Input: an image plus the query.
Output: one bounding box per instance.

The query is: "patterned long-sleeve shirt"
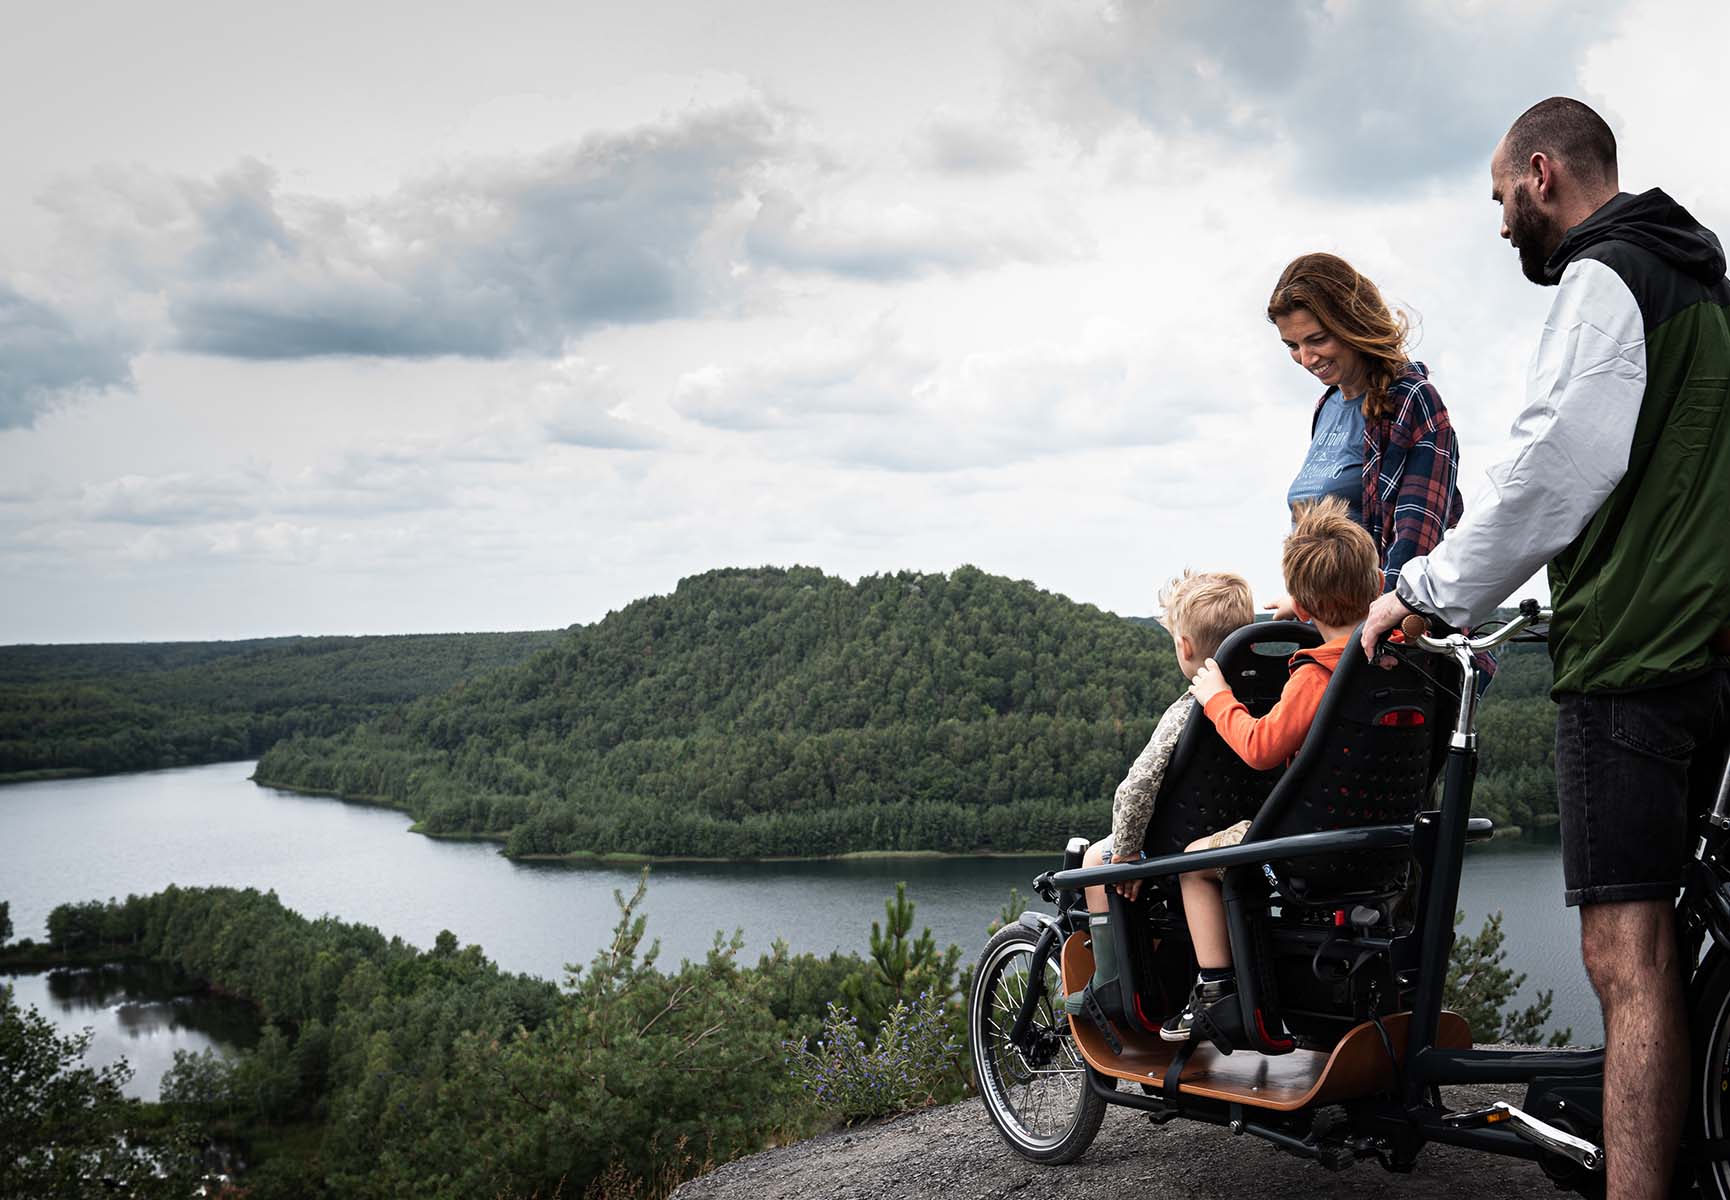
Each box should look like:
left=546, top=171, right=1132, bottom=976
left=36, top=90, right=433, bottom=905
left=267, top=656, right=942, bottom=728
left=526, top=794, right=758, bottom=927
left=1341, top=362, right=1464, bottom=592
left=1108, top=693, right=1192, bottom=858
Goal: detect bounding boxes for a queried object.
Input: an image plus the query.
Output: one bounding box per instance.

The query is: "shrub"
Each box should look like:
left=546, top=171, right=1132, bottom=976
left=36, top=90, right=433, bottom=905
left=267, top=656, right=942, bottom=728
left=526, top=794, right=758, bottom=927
left=784, top=991, right=963, bottom=1122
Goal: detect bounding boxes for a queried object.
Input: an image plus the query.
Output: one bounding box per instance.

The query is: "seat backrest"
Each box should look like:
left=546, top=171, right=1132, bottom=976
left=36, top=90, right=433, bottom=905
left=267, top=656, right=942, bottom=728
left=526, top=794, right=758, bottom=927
left=1137, top=620, right=1324, bottom=862
left=1243, top=627, right=1461, bottom=900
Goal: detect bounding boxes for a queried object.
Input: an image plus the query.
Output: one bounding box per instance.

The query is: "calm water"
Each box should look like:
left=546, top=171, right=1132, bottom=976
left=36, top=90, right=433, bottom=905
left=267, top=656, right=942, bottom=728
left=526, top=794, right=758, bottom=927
left=0, top=761, right=1597, bottom=1051
left=1, top=962, right=261, bottom=1101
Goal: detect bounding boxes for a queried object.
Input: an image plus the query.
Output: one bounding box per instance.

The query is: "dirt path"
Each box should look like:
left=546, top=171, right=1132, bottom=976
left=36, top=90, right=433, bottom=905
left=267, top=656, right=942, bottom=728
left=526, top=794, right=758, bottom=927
left=672, top=1080, right=1573, bottom=1200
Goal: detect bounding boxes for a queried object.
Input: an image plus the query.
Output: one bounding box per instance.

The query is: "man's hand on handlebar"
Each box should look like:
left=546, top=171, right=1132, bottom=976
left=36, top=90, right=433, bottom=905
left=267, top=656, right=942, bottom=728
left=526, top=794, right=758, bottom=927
left=1361, top=592, right=1413, bottom=660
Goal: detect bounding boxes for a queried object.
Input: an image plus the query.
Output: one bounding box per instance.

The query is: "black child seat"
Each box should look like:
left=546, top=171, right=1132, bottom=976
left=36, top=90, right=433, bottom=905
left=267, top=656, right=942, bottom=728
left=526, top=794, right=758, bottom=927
left=1092, top=620, right=1322, bottom=1038
left=1243, top=624, right=1458, bottom=904
left=1088, top=621, right=1462, bottom=1051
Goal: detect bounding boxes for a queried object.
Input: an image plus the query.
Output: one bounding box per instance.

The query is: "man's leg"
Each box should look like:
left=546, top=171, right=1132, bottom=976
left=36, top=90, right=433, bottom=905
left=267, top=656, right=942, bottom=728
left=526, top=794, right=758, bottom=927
left=1579, top=898, right=1687, bottom=1200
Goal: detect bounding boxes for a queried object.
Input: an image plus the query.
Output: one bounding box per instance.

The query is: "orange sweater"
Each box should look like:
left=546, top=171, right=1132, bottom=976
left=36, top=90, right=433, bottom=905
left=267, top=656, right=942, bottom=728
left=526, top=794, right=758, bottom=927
left=1201, top=635, right=1349, bottom=771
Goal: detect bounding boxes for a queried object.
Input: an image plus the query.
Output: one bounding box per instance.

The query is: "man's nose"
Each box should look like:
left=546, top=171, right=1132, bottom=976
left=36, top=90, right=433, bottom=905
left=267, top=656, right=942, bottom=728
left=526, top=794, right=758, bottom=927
left=1500, top=219, right=1512, bottom=241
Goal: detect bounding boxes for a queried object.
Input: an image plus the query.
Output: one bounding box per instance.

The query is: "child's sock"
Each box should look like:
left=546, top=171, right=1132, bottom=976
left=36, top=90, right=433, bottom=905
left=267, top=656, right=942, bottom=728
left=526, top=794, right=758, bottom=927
left=1198, top=966, right=1234, bottom=986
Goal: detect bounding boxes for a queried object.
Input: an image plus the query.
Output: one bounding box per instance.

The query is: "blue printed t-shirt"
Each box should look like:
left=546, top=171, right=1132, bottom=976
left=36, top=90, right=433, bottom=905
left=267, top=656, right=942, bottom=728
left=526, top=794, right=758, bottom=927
left=1287, top=388, right=1366, bottom=522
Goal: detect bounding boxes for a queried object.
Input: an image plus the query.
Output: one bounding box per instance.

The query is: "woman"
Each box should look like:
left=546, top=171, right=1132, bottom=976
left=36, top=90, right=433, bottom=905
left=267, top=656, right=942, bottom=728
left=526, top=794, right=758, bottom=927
left=1265, top=252, right=1464, bottom=617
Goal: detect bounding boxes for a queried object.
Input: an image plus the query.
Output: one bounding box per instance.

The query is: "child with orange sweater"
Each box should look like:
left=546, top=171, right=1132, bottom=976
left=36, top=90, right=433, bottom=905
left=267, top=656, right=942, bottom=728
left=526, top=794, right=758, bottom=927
left=1161, top=496, right=1382, bottom=1041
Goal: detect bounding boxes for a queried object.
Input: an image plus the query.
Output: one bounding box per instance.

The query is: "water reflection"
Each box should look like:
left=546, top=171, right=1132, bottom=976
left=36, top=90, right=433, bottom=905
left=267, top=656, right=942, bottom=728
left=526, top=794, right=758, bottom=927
left=4, top=963, right=260, bottom=1100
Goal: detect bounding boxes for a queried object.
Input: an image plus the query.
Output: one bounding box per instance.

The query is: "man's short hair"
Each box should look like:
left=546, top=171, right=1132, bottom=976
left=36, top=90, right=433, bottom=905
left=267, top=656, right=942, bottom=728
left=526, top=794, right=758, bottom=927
left=1503, top=97, right=1618, bottom=186
left=1283, top=498, right=1380, bottom=628
left=1159, top=570, right=1254, bottom=658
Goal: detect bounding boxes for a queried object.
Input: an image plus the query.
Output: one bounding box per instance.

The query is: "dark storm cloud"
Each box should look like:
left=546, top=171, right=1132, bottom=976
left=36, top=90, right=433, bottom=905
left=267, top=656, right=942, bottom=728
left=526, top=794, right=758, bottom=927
left=0, top=283, right=133, bottom=429
left=65, top=104, right=782, bottom=362
left=1022, top=0, right=1619, bottom=193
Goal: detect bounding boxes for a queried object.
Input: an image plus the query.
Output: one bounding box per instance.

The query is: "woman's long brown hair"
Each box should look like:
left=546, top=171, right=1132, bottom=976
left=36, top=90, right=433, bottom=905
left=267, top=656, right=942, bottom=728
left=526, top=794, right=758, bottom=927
left=1267, top=253, right=1410, bottom=421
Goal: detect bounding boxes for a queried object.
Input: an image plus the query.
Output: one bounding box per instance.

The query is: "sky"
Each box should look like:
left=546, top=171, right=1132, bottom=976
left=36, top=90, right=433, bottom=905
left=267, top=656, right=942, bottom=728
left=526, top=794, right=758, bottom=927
left=3, top=0, right=1727, bottom=643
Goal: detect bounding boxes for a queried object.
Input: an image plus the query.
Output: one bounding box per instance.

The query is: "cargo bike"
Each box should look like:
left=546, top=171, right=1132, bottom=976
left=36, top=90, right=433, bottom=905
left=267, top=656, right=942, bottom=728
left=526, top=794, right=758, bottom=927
left=968, top=602, right=1730, bottom=1196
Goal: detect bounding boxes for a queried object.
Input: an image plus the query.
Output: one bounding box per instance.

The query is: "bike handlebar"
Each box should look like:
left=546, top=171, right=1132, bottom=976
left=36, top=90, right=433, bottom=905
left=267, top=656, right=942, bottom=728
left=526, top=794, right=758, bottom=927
left=1401, top=598, right=1552, bottom=656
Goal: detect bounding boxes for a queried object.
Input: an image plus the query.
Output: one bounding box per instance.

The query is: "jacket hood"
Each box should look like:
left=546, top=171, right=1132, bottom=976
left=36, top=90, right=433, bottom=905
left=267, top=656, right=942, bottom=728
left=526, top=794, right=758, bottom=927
left=1546, top=188, right=1727, bottom=285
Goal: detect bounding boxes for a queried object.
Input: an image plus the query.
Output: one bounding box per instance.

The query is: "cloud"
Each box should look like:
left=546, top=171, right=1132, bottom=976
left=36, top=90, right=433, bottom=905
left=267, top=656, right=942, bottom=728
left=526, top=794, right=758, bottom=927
left=743, top=188, right=1052, bottom=280
left=528, top=359, right=666, bottom=450
left=673, top=319, right=1198, bottom=470
left=0, top=283, right=133, bottom=429
left=44, top=103, right=785, bottom=362
left=911, top=111, right=1029, bottom=176
left=1017, top=0, right=1619, bottom=193
left=80, top=471, right=259, bottom=525
left=671, top=322, right=929, bottom=430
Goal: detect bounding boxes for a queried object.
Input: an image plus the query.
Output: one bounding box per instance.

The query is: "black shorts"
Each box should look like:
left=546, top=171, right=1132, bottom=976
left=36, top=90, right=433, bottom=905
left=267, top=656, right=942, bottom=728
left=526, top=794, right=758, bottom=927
left=1556, top=667, right=1730, bottom=907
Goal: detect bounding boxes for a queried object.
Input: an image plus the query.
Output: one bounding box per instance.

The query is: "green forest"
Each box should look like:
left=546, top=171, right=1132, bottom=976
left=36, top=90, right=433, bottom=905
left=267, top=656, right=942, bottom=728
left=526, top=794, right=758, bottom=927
left=0, top=881, right=971, bottom=1198
left=1, top=879, right=1552, bottom=1198
left=0, top=630, right=563, bottom=780
left=250, top=565, right=1560, bottom=859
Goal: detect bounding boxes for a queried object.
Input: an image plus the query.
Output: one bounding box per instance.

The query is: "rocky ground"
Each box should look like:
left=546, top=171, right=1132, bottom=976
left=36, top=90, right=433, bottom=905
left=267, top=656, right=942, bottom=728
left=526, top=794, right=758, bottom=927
left=671, top=1079, right=1588, bottom=1200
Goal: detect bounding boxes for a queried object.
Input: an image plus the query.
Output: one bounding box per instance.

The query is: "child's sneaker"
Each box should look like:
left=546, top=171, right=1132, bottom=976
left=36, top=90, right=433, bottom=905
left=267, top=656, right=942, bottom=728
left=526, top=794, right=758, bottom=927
left=1160, top=974, right=1235, bottom=1042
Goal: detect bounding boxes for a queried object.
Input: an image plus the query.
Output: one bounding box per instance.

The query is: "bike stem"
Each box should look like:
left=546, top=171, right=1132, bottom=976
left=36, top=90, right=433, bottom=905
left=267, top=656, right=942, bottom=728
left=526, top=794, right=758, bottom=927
left=1405, top=642, right=1477, bottom=1103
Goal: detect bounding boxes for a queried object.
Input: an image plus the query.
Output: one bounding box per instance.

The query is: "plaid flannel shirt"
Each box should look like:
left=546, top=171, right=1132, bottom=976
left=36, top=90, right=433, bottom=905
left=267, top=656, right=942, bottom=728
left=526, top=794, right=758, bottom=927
left=1353, top=361, right=1463, bottom=590
left=1312, top=361, right=1494, bottom=680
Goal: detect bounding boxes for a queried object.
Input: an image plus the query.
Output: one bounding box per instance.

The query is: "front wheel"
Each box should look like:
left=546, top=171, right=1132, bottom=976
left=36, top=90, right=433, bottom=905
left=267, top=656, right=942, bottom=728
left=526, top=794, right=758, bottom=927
left=969, top=921, right=1108, bottom=1163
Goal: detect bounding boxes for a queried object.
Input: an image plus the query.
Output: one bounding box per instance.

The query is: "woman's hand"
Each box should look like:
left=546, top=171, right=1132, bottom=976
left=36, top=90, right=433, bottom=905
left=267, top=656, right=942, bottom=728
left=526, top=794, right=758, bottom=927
left=1188, top=658, right=1230, bottom=706
left=1265, top=593, right=1297, bottom=620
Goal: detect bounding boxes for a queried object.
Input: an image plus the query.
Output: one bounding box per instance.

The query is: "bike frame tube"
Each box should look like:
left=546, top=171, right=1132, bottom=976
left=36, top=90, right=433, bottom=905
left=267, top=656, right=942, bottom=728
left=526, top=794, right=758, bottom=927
left=1050, top=824, right=1418, bottom=892
left=1400, top=627, right=1608, bottom=1094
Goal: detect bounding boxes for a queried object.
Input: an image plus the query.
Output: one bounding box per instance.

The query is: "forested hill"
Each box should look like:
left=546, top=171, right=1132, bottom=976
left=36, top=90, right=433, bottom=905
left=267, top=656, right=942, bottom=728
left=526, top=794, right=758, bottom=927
left=0, top=630, right=565, bottom=779
left=254, top=566, right=1186, bottom=858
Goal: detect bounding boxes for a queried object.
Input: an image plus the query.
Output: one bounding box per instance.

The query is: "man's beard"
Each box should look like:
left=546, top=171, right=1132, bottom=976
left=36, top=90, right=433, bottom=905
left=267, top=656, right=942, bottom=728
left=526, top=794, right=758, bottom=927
left=1509, top=182, right=1562, bottom=285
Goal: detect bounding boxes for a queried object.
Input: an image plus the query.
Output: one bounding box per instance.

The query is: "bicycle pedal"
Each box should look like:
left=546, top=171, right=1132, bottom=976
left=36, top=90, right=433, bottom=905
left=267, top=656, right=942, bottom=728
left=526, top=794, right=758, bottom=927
left=1440, top=1103, right=1502, bottom=1128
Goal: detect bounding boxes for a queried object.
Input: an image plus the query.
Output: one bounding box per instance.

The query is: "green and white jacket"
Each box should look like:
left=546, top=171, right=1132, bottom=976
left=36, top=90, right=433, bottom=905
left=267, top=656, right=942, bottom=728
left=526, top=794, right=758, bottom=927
left=1397, top=189, right=1730, bottom=694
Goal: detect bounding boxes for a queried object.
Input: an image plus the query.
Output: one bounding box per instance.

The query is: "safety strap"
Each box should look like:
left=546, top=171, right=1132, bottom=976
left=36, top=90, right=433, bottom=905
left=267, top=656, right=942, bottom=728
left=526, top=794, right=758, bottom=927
left=1079, top=984, right=1122, bottom=1056
left=1162, top=1037, right=1196, bottom=1114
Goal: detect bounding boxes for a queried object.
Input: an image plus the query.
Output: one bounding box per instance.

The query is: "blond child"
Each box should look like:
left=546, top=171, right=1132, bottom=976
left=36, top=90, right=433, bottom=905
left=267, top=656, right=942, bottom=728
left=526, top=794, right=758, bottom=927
left=1161, top=496, right=1381, bottom=1041
left=1070, top=571, right=1256, bottom=1007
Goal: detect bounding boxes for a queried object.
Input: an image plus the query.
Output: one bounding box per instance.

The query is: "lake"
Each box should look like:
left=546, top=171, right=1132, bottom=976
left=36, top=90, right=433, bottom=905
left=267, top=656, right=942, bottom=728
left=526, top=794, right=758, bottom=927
left=1, top=962, right=261, bottom=1101
left=0, top=760, right=1598, bottom=1085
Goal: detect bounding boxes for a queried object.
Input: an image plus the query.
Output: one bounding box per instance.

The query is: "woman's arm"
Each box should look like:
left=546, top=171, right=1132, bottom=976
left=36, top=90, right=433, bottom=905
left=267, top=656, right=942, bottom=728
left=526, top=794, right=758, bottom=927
left=1377, top=375, right=1461, bottom=591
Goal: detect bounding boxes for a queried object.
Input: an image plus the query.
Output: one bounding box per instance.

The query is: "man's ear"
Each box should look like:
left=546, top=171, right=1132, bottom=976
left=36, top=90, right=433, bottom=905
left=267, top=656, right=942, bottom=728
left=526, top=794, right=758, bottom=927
left=1531, top=151, right=1555, bottom=201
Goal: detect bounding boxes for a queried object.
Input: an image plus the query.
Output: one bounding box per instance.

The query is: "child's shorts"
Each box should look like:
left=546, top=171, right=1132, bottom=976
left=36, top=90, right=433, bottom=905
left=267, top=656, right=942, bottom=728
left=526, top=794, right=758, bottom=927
left=1198, top=819, right=1251, bottom=880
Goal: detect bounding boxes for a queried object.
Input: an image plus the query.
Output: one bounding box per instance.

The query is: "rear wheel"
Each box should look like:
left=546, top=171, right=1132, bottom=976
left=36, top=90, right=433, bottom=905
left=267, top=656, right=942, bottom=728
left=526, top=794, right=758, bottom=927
left=969, top=921, right=1108, bottom=1163
left=1692, top=951, right=1730, bottom=1197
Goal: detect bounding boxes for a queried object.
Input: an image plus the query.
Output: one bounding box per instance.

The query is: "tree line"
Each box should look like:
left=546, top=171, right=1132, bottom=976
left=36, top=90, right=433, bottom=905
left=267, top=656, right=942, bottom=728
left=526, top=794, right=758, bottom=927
left=255, top=565, right=1561, bottom=856
left=0, top=629, right=563, bottom=779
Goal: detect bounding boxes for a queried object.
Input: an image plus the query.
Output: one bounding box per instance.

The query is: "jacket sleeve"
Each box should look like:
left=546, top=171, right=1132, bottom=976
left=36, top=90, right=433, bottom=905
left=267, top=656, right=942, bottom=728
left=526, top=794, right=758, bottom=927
left=1395, top=258, right=1647, bottom=627
left=1201, top=666, right=1330, bottom=771
left=1109, top=697, right=1190, bottom=856
left=1380, top=382, right=1460, bottom=591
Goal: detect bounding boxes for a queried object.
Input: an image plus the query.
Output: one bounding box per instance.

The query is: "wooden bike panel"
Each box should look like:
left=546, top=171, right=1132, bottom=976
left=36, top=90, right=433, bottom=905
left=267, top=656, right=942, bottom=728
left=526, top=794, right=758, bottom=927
left=1059, top=931, right=1470, bottom=1112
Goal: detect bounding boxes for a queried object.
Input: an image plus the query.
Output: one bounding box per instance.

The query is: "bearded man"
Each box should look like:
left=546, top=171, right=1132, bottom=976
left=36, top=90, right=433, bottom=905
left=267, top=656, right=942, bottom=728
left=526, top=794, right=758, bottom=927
left=1362, top=97, right=1730, bottom=1199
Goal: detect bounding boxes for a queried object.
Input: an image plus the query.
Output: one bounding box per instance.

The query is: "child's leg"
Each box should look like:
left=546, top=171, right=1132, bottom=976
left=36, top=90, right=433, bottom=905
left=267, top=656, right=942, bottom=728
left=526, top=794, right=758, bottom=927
left=1081, top=838, right=1111, bottom=913
left=1179, top=869, right=1231, bottom=970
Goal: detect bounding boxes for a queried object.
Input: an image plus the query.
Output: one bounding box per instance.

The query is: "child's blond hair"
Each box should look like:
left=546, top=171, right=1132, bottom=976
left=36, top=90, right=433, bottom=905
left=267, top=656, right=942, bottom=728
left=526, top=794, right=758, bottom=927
left=1159, top=570, right=1255, bottom=658
left=1283, top=496, right=1380, bottom=626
